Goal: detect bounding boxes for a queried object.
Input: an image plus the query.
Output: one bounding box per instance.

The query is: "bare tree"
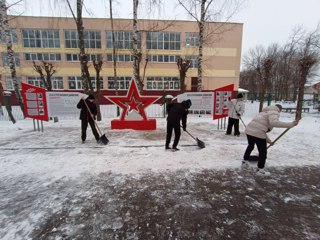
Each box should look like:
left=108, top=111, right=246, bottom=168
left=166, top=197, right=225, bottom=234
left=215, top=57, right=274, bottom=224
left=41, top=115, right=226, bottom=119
left=177, top=57, right=191, bottom=93
left=0, top=0, right=24, bottom=118
left=239, top=69, right=258, bottom=101
left=92, top=59, right=103, bottom=121
left=65, top=0, right=93, bottom=93
left=132, top=0, right=140, bottom=90
left=294, top=26, right=320, bottom=120
left=131, top=0, right=168, bottom=93
left=109, top=0, right=119, bottom=96
left=177, top=0, right=245, bottom=92
left=32, top=61, right=56, bottom=91
left=243, top=45, right=276, bottom=112
left=0, top=76, right=16, bottom=123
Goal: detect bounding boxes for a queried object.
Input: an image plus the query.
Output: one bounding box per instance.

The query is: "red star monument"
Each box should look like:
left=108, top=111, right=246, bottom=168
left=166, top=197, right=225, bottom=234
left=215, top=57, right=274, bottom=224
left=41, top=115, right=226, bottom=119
left=106, top=79, right=161, bottom=130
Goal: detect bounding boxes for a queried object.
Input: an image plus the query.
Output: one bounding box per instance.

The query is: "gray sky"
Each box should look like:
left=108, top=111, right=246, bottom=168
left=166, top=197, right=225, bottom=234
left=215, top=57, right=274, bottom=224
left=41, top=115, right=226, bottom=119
left=9, top=0, right=320, bottom=56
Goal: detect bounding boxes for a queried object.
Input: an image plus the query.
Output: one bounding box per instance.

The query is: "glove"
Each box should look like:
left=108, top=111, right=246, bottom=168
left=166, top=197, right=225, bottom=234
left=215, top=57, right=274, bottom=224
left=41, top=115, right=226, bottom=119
left=237, top=113, right=241, bottom=117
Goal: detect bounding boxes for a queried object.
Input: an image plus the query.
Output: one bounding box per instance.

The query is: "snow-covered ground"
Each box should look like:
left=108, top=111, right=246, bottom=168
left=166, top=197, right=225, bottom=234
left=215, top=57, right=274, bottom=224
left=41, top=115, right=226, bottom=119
left=0, top=102, right=320, bottom=239
left=1, top=102, right=319, bottom=177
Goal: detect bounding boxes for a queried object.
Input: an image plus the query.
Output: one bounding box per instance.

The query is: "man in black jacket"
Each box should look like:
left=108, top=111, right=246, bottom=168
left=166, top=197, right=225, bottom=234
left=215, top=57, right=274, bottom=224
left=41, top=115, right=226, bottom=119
left=77, top=94, right=100, bottom=143
left=165, top=99, right=192, bottom=151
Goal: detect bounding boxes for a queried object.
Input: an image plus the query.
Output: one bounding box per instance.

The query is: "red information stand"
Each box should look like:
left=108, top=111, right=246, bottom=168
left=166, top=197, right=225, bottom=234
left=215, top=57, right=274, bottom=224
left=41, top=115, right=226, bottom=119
left=213, top=84, right=234, bottom=120
left=106, top=79, right=160, bottom=130
left=22, top=83, right=49, bottom=121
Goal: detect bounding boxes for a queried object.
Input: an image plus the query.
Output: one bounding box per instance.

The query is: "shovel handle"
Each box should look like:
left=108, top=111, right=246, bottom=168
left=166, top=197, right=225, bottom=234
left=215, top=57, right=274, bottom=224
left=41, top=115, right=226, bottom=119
left=180, top=125, right=197, bottom=141
left=267, top=128, right=290, bottom=149
left=82, top=97, right=103, bottom=135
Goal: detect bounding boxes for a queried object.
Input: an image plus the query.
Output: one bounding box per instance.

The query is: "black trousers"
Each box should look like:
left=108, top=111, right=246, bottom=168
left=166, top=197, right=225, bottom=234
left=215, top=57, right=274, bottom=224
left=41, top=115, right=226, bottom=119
left=226, top=117, right=240, bottom=135
left=243, top=134, right=267, bottom=169
left=165, top=122, right=181, bottom=148
left=81, top=118, right=99, bottom=142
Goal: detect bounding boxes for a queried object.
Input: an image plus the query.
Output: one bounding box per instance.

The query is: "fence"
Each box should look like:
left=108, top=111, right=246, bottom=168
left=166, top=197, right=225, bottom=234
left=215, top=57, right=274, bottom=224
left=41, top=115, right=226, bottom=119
left=0, top=104, right=166, bottom=121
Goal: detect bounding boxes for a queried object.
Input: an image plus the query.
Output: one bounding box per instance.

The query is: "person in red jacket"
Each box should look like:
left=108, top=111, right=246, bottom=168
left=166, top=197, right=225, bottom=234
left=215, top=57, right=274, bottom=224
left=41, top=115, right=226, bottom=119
left=77, top=94, right=100, bottom=143
left=165, top=99, right=192, bottom=151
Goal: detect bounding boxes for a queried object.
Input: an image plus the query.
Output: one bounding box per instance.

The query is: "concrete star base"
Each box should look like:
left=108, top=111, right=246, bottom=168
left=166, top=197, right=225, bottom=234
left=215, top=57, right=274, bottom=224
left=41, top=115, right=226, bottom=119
left=111, top=119, right=157, bottom=130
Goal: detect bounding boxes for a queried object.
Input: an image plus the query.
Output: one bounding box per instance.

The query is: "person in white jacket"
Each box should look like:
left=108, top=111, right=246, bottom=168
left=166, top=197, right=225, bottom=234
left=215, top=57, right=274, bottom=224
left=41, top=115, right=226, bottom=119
left=243, top=104, right=299, bottom=174
left=226, top=93, right=245, bottom=136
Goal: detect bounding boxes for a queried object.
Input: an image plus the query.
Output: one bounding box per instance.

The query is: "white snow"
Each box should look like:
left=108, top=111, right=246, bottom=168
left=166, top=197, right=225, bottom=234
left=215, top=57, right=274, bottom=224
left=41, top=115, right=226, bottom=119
left=0, top=102, right=319, bottom=239
left=0, top=102, right=319, bottom=180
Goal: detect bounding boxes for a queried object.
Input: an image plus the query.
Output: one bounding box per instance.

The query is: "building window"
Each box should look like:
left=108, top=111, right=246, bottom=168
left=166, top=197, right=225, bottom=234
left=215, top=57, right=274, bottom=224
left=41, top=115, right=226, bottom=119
left=5, top=76, right=21, bottom=90
left=65, top=30, right=101, bottom=49
left=68, top=76, right=82, bottom=90
left=91, top=77, right=104, bottom=90
left=2, top=53, right=20, bottom=67
left=146, top=32, right=181, bottom=50
left=146, top=77, right=180, bottom=90
left=185, top=32, right=199, bottom=47
left=66, top=54, right=79, bottom=61
left=107, top=76, right=132, bottom=90
left=0, top=29, right=18, bottom=44
left=186, top=55, right=198, bottom=68
left=147, top=54, right=179, bottom=63
left=88, top=54, right=102, bottom=61
left=51, top=77, right=64, bottom=90
left=106, top=54, right=133, bottom=62
left=27, top=76, right=45, bottom=88
left=68, top=77, right=103, bottom=90
left=66, top=53, right=102, bottom=62
left=22, top=29, right=60, bottom=48
left=106, top=31, right=141, bottom=49
left=24, top=53, right=61, bottom=61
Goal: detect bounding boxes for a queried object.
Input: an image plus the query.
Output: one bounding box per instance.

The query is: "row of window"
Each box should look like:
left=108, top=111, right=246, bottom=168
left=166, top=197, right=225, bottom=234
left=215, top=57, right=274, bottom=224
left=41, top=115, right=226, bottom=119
left=1, top=29, right=199, bottom=50
left=4, top=76, right=181, bottom=91
left=2, top=53, right=198, bottom=67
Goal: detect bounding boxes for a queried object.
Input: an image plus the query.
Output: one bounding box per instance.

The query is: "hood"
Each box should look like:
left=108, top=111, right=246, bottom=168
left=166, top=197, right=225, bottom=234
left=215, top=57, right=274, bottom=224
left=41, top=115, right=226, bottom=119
left=181, top=99, right=192, bottom=109
left=262, top=105, right=280, bottom=112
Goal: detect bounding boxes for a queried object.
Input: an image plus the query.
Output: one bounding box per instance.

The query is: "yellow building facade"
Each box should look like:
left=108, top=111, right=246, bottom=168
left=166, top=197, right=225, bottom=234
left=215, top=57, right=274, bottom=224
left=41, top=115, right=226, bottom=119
left=0, top=16, right=243, bottom=101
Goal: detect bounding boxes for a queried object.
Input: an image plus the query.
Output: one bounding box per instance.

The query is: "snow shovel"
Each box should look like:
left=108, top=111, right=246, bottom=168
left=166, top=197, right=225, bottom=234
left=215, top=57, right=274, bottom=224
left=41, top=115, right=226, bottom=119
left=267, top=128, right=290, bottom=149
left=231, top=100, right=246, bottom=127
left=83, top=97, right=109, bottom=145
left=182, top=126, right=205, bottom=149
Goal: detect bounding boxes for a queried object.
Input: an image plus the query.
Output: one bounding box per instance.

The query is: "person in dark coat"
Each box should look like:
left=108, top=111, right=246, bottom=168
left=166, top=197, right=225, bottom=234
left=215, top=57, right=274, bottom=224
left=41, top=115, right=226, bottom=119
left=165, top=99, right=192, bottom=151
left=77, top=94, right=100, bottom=143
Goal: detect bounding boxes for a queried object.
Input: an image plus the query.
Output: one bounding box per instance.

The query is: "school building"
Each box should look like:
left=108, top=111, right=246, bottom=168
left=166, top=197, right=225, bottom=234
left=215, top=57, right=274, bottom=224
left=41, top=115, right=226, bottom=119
left=0, top=16, right=243, bottom=104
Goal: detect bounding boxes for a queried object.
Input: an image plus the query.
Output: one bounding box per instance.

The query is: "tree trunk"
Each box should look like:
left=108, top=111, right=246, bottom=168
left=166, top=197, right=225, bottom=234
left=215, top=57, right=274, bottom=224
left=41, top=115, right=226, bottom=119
left=133, top=0, right=142, bottom=92
left=93, top=60, right=103, bottom=121
left=177, top=57, right=191, bottom=93
left=197, top=0, right=205, bottom=92
left=109, top=0, right=120, bottom=116
left=0, top=81, right=16, bottom=123
left=76, top=0, right=91, bottom=93
left=0, top=0, right=24, bottom=117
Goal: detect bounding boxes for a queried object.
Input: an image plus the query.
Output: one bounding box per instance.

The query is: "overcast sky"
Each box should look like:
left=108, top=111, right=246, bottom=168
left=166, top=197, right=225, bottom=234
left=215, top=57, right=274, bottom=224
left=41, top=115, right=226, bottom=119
left=9, top=0, right=320, bottom=57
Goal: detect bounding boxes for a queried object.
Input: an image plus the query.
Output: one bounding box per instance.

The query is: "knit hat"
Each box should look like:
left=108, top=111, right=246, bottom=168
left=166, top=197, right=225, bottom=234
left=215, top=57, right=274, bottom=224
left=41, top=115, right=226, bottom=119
left=87, top=94, right=95, bottom=100
left=181, top=99, right=192, bottom=109
left=237, top=93, right=243, bottom=99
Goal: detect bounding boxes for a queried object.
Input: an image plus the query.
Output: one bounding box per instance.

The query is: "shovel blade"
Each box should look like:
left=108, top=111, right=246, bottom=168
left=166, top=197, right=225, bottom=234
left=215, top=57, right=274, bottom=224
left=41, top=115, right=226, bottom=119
left=100, top=134, right=109, bottom=145
left=196, top=138, right=205, bottom=148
